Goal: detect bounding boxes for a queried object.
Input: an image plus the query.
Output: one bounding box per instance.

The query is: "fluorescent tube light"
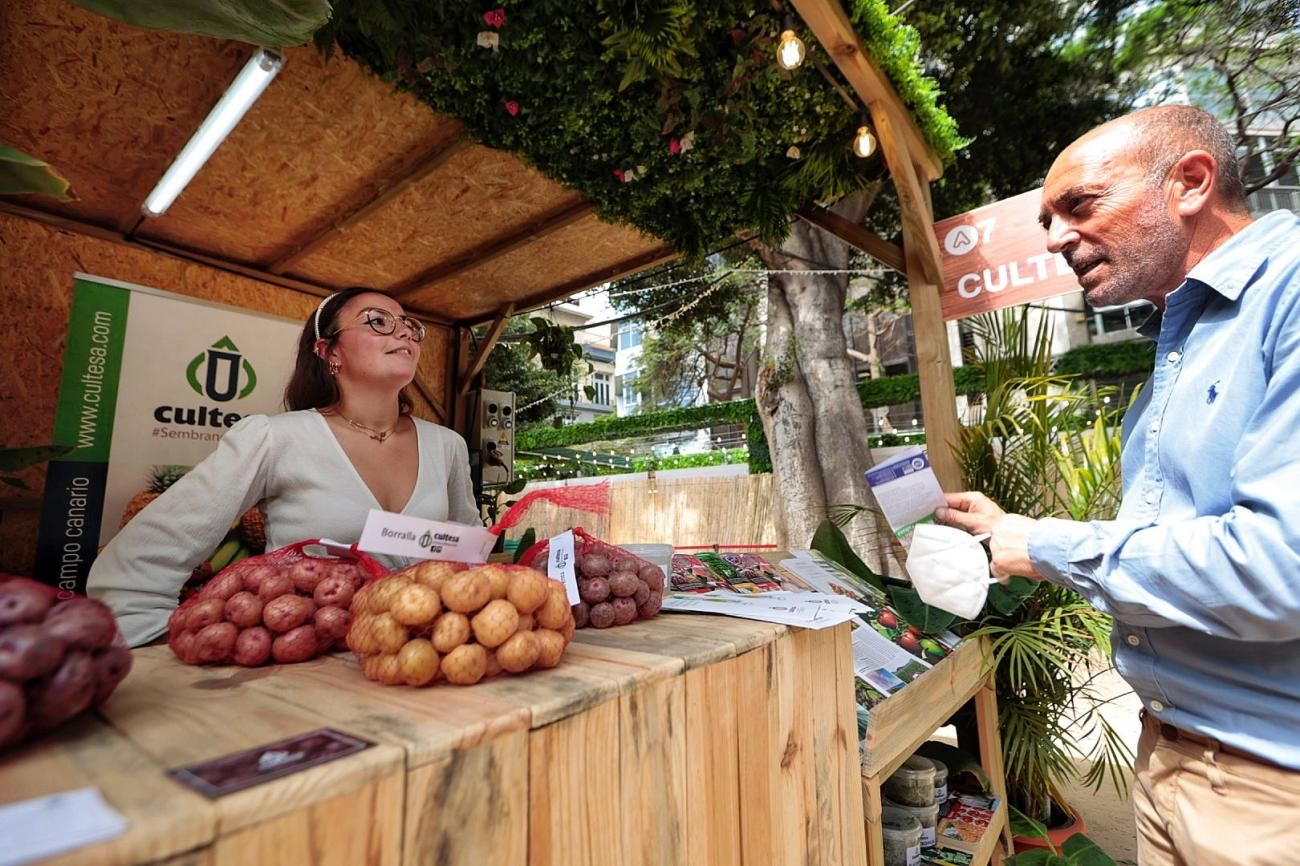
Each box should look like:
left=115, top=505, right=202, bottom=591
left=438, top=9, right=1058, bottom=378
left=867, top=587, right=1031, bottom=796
left=141, top=48, right=284, bottom=218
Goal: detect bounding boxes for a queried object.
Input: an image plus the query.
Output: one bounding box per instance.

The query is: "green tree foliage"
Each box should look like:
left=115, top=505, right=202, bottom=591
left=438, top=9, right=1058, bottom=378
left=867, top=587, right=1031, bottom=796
left=480, top=318, right=572, bottom=428
left=1117, top=0, right=1300, bottom=193
left=321, top=0, right=962, bottom=257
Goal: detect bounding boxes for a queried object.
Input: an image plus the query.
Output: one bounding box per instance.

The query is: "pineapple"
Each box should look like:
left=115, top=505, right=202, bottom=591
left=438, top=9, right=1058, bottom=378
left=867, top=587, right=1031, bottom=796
left=119, top=464, right=191, bottom=528
left=238, top=505, right=267, bottom=552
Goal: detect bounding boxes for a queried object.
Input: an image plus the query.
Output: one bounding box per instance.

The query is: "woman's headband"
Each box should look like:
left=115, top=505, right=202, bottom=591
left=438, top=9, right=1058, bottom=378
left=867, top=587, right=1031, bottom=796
left=313, top=292, right=340, bottom=342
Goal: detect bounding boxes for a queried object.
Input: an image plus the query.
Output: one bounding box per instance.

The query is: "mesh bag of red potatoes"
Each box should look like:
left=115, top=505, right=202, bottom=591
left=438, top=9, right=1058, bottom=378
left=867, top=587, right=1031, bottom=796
left=517, top=527, right=664, bottom=629
left=167, top=540, right=387, bottom=667
left=346, top=561, right=575, bottom=687
left=1, top=575, right=134, bottom=750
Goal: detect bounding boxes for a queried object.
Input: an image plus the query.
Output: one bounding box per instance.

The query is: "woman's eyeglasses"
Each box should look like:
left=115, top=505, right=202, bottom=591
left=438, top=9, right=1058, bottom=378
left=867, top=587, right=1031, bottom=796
left=332, top=307, right=426, bottom=342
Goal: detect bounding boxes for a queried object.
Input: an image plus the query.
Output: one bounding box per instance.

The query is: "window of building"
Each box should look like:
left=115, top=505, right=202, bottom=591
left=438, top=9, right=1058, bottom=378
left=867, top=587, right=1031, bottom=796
left=592, top=372, right=610, bottom=406
left=1086, top=300, right=1153, bottom=337
left=617, top=324, right=642, bottom=351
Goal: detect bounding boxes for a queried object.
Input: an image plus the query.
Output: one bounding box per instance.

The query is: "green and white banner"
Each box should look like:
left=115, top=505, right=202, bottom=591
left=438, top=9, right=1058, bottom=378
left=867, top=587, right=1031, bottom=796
left=37, top=274, right=300, bottom=595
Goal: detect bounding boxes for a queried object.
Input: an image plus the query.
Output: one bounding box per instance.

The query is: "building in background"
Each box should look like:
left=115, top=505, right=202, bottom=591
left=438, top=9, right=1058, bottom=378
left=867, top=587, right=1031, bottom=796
left=531, top=300, right=615, bottom=424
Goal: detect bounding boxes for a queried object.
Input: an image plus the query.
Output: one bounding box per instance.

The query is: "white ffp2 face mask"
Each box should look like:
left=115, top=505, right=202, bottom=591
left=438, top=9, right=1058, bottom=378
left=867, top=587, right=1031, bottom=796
left=904, top=523, right=995, bottom=619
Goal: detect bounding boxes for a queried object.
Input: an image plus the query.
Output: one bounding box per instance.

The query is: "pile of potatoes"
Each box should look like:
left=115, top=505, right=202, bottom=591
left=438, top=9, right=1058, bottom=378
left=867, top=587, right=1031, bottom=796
left=571, top=542, right=664, bottom=629
left=168, top=554, right=374, bottom=666
left=0, top=576, right=133, bottom=750
left=347, top=561, right=575, bottom=687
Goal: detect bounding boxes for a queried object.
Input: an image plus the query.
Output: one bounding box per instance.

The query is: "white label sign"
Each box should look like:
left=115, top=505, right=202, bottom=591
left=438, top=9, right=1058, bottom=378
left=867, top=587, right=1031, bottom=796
left=357, top=509, right=497, bottom=563
left=548, top=531, right=580, bottom=604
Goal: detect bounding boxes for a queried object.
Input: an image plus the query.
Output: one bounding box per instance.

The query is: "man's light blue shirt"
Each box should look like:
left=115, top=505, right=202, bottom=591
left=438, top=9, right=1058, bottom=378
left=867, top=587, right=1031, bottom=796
left=1029, top=210, right=1300, bottom=768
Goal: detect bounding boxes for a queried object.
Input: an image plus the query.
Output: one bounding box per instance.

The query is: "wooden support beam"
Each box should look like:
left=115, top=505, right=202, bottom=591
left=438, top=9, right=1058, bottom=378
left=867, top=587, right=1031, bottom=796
left=267, top=134, right=470, bottom=275
left=789, top=0, right=944, bottom=182
left=796, top=204, right=906, bottom=274
left=394, top=199, right=595, bottom=299
left=459, top=304, right=515, bottom=396
left=463, top=245, right=679, bottom=327
left=409, top=372, right=449, bottom=424
left=869, top=101, right=962, bottom=490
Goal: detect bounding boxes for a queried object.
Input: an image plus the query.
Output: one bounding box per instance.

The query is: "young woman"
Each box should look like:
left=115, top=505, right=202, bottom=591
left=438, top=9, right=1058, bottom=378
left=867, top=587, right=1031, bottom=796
left=88, top=288, right=478, bottom=646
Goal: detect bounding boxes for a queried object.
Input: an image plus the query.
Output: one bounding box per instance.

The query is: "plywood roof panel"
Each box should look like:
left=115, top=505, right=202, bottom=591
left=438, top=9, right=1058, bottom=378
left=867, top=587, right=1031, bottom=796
left=1, top=0, right=680, bottom=324
left=137, top=46, right=462, bottom=267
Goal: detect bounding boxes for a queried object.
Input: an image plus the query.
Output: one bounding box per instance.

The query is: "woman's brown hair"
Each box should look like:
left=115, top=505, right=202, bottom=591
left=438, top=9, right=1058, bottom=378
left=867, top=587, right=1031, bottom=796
left=283, top=287, right=414, bottom=414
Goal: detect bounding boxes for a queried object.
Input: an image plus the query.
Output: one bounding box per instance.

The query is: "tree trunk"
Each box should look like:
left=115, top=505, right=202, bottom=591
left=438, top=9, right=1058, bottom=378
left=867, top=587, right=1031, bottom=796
left=755, top=190, right=903, bottom=576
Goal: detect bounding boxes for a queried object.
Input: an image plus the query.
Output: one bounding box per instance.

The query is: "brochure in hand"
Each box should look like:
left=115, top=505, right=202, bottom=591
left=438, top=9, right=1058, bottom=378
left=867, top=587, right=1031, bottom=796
left=864, top=446, right=948, bottom=541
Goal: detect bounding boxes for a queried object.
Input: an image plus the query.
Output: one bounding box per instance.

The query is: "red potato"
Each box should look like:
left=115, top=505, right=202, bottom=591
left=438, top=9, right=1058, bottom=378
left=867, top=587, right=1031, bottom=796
left=0, top=680, right=26, bottom=748
left=92, top=644, right=133, bottom=704
left=262, top=594, right=316, bottom=634
left=171, top=630, right=200, bottom=665
left=194, top=622, right=238, bottom=663
left=572, top=602, right=590, bottom=629
left=232, top=626, right=273, bottom=666
left=637, top=564, right=663, bottom=585
left=187, top=598, right=227, bottom=632
left=314, top=605, right=351, bottom=643
left=611, top=555, right=639, bottom=575
left=0, top=624, right=65, bottom=681
left=223, top=591, right=263, bottom=628
left=197, top=569, right=244, bottom=602
left=257, top=573, right=294, bottom=602
left=607, top=571, right=639, bottom=598
left=588, top=602, right=615, bottom=629
left=313, top=574, right=357, bottom=610
left=288, top=559, right=331, bottom=593
left=633, top=582, right=651, bottom=606
left=0, top=578, right=54, bottom=626
left=30, top=651, right=97, bottom=730
left=272, top=625, right=319, bottom=663
left=240, top=563, right=280, bottom=594
left=577, top=552, right=611, bottom=577
left=579, top=577, right=610, bottom=605
left=638, top=591, right=663, bottom=619
left=643, top=570, right=665, bottom=593
left=44, top=599, right=118, bottom=651
left=611, top=597, right=637, bottom=625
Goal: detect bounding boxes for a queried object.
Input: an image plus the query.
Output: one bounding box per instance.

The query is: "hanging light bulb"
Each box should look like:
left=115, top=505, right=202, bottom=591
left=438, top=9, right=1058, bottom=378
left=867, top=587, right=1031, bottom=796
left=776, top=18, right=805, bottom=70
left=852, top=122, right=878, bottom=159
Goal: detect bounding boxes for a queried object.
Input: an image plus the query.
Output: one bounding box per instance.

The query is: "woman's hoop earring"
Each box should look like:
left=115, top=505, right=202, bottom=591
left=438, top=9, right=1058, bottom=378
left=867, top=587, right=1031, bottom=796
left=328, top=359, right=341, bottom=377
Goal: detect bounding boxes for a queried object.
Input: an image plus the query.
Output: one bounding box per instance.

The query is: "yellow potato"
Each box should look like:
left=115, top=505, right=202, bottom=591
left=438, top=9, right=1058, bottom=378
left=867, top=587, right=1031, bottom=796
left=369, top=611, right=410, bottom=655
left=516, top=614, right=535, bottom=633
left=483, top=650, right=504, bottom=679
left=536, top=580, right=571, bottom=630
left=442, top=643, right=488, bottom=685
left=441, top=571, right=492, bottom=614
left=476, top=565, right=513, bottom=600
left=364, top=652, right=403, bottom=685
left=496, top=631, right=541, bottom=673
left=471, top=599, right=519, bottom=649
left=346, top=614, right=379, bottom=655
left=533, top=629, right=567, bottom=669
left=392, top=583, right=442, bottom=626
left=371, top=575, right=414, bottom=612
left=411, top=560, right=465, bottom=591
left=431, top=612, right=471, bottom=653
left=506, top=568, right=549, bottom=614
left=398, top=638, right=440, bottom=686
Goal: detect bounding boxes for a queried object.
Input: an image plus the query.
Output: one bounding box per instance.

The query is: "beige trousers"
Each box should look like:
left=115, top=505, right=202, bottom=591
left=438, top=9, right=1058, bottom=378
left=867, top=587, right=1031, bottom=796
left=1134, top=712, right=1300, bottom=866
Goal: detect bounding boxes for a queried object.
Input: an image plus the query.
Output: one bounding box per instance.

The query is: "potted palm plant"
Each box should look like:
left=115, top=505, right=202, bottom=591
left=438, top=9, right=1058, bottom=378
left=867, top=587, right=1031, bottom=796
left=953, top=309, right=1133, bottom=838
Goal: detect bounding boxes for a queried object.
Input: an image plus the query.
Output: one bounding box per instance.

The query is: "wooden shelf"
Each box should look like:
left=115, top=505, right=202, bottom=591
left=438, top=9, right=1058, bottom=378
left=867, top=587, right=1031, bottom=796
left=860, top=637, right=1013, bottom=866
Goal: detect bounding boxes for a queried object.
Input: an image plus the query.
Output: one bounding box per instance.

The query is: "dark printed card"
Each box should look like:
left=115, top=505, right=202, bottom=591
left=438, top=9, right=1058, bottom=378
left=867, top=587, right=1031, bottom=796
left=167, top=728, right=374, bottom=798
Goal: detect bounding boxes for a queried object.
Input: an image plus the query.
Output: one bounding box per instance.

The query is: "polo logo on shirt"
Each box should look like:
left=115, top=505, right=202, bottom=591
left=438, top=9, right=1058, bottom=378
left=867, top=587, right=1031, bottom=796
left=1207, top=381, right=1220, bottom=405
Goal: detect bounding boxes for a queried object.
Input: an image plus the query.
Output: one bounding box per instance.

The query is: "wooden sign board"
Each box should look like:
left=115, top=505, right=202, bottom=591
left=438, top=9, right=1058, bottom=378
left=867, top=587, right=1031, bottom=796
left=932, top=188, right=1081, bottom=320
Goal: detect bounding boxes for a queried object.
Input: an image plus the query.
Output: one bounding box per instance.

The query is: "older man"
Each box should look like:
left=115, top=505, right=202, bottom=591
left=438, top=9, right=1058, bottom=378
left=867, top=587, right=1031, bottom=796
left=938, top=104, right=1300, bottom=865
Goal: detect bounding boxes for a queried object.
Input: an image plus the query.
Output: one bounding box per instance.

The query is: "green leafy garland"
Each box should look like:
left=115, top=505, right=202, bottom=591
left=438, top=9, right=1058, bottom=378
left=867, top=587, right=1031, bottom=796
left=322, top=0, right=962, bottom=257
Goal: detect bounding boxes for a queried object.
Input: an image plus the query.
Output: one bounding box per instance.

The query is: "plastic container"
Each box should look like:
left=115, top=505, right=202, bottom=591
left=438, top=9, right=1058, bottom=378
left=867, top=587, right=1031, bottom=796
left=618, top=543, right=674, bottom=580
left=881, top=812, right=923, bottom=866
left=883, top=755, right=937, bottom=806
left=884, top=798, right=940, bottom=848
left=920, top=756, right=949, bottom=804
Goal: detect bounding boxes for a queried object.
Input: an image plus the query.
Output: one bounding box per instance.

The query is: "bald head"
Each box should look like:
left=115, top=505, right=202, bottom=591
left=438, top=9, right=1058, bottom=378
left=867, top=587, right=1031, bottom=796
left=1067, top=105, right=1249, bottom=214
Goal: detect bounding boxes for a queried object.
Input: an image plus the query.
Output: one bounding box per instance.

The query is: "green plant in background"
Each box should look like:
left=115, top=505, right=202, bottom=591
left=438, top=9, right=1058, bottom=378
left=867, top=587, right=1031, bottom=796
left=957, top=309, right=1133, bottom=824
left=0, top=445, right=73, bottom=490
left=0, top=145, right=75, bottom=201
left=1005, top=808, right=1118, bottom=865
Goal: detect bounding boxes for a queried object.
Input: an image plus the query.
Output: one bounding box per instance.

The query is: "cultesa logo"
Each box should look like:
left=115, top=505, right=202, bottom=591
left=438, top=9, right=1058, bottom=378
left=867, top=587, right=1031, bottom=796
left=153, top=337, right=255, bottom=435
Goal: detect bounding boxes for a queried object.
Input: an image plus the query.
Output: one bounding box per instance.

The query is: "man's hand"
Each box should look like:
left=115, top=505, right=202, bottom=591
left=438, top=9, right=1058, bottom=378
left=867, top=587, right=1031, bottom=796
left=935, top=492, right=1043, bottom=583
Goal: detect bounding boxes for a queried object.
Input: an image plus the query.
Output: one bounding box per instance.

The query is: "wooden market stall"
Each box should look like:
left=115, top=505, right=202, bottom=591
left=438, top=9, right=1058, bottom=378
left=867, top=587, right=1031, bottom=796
left=1, top=1, right=991, bottom=864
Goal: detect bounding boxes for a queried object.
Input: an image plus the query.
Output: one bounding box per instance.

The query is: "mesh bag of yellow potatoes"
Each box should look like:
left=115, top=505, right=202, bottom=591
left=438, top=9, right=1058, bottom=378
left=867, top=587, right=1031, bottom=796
left=345, top=561, right=576, bottom=686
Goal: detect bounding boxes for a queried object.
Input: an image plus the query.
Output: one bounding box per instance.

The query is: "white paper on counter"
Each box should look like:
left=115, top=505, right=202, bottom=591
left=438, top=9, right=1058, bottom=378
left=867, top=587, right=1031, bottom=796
left=661, top=590, right=861, bottom=629
left=0, top=786, right=127, bottom=866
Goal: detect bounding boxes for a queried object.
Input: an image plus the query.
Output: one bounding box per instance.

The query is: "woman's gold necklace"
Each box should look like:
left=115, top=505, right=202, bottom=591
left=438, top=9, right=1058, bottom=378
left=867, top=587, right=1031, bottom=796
left=332, top=411, right=399, bottom=443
